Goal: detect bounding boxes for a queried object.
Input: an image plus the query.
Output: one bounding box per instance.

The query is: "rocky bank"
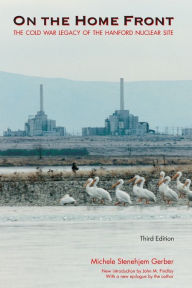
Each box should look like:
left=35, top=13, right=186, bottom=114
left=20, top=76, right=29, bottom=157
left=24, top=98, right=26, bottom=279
left=0, top=168, right=190, bottom=206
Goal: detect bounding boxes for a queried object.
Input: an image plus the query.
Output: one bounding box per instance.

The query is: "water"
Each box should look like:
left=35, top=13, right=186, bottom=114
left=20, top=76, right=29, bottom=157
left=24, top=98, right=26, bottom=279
left=0, top=165, right=147, bottom=175
left=0, top=206, right=191, bottom=287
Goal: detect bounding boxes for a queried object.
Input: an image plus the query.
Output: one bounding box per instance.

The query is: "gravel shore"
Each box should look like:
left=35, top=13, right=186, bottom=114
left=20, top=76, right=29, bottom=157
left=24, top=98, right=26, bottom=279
left=0, top=168, right=190, bottom=206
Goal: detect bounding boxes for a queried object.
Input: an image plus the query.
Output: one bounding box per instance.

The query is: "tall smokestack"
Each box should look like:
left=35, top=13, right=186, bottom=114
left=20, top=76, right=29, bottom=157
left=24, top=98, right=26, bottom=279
left=40, top=84, right=43, bottom=112
left=120, top=78, right=124, bottom=110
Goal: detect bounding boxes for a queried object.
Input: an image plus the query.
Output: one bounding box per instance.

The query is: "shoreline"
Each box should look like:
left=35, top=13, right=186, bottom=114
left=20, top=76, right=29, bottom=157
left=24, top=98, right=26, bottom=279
left=1, top=155, right=192, bottom=167
left=0, top=166, right=191, bottom=206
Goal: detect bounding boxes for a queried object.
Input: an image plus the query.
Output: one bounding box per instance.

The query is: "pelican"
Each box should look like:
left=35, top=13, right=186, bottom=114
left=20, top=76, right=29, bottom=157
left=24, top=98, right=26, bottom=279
left=112, top=179, right=132, bottom=206
left=136, top=177, right=156, bottom=204
left=183, top=179, right=192, bottom=206
left=60, top=194, right=76, bottom=205
left=159, top=176, right=178, bottom=204
left=84, top=178, right=98, bottom=202
left=90, top=176, right=103, bottom=201
left=158, top=171, right=166, bottom=201
left=127, top=175, right=141, bottom=201
left=90, top=176, right=112, bottom=204
left=172, top=171, right=186, bottom=198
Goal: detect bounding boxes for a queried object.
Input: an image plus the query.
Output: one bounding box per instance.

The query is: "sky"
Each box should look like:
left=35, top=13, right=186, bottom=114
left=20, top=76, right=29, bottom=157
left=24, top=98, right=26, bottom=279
left=0, top=0, right=191, bottom=81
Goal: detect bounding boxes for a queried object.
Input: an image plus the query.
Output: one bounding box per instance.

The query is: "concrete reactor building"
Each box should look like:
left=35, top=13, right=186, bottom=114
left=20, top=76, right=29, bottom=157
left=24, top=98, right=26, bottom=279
left=4, top=84, right=66, bottom=137
left=82, top=78, right=152, bottom=136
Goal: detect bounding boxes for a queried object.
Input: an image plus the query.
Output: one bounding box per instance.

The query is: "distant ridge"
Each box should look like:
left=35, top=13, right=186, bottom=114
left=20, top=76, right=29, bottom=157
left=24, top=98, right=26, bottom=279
left=0, top=71, right=192, bottom=135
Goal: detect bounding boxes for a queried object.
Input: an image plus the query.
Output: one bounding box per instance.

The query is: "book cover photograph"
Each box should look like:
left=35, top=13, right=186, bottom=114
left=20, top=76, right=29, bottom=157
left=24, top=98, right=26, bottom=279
left=0, top=0, right=191, bottom=287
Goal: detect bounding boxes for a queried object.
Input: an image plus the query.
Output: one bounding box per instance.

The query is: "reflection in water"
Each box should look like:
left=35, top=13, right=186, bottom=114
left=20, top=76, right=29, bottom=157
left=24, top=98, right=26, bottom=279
left=0, top=206, right=191, bottom=288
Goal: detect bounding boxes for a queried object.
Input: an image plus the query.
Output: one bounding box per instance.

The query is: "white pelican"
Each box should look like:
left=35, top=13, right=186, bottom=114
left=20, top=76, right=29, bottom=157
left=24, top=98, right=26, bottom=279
left=90, top=176, right=102, bottom=201
left=183, top=179, right=192, bottom=206
left=136, top=177, right=156, bottom=204
left=112, top=179, right=132, bottom=206
left=127, top=175, right=141, bottom=201
left=159, top=176, right=178, bottom=204
left=60, top=194, right=76, bottom=205
left=172, top=171, right=186, bottom=198
left=84, top=178, right=97, bottom=202
left=158, top=171, right=166, bottom=201
left=90, top=176, right=112, bottom=204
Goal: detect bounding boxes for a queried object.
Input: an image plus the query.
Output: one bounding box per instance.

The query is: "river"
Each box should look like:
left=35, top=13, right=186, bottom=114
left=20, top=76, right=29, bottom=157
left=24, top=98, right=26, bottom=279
left=0, top=165, right=148, bottom=175
left=0, top=206, right=191, bottom=287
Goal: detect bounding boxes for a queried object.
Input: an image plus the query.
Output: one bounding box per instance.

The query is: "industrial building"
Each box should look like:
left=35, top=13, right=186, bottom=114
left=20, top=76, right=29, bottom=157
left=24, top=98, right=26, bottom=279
left=3, top=85, right=66, bottom=137
left=182, top=128, right=192, bottom=137
left=82, top=78, right=151, bottom=136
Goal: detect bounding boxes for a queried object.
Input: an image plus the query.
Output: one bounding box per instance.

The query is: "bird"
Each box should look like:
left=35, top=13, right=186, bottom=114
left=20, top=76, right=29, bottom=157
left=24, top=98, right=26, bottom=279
left=111, top=179, right=132, bottom=206
left=158, top=171, right=166, bottom=201
left=84, top=178, right=98, bottom=202
left=136, top=177, right=156, bottom=204
left=172, top=171, right=186, bottom=198
left=60, top=194, right=76, bottom=205
left=90, top=176, right=112, bottom=204
left=183, top=179, right=192, bottom=206
left=89, top=176, right=103, bottom=202
left=127, top=175, right=141, bottom=201
left=72, top=162, right=79, bottom=174
left=159, top=176, right=178, bottom=204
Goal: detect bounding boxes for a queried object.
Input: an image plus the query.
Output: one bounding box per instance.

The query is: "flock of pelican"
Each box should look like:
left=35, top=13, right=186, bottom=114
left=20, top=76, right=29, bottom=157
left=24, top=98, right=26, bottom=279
left=60, top=171, right=192, bottom=206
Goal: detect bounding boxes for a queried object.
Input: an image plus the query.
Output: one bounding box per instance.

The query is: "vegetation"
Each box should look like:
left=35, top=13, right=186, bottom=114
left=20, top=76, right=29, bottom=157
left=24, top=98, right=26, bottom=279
left=0, top=148, right=89, bottom=157
left=0, top=155, right=192, bottom=167
left=1, top=165, right=192, bottom=182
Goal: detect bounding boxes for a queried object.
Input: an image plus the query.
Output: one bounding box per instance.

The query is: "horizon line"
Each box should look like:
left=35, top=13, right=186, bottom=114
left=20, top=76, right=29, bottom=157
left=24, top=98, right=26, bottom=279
left=0, top=70, right=191, bottom=83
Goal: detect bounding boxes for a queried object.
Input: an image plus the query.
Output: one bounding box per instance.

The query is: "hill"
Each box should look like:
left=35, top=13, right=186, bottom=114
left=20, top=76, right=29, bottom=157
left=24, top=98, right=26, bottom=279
left=0, top=71, right=191, bottom=135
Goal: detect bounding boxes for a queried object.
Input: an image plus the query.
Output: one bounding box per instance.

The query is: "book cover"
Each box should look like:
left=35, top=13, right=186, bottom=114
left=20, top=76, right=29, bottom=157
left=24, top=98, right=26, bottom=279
left=0, top=0, right=191, bottom=287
